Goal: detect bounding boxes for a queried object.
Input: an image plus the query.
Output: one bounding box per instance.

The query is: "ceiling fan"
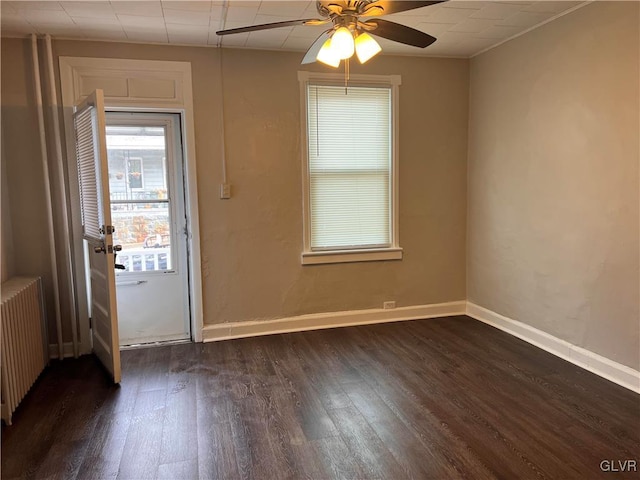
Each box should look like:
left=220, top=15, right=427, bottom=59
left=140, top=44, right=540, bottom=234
left=216, top=0, right=446, bottom=67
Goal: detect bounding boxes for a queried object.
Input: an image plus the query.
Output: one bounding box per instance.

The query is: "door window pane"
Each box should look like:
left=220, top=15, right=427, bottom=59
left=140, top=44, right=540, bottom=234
left=107, top=125, right=174, bottom=273
left=110, top=202, right=173, bottom=272
left=106, top=126, right=168, bottom=202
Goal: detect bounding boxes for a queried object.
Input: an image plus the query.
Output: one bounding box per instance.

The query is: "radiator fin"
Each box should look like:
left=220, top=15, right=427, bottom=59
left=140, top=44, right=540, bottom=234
left=1, top=277, right=47, bottom=425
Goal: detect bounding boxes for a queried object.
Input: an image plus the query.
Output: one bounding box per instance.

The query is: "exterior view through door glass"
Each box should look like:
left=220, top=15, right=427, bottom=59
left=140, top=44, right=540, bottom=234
left=106, top=113, right=191, bottom=346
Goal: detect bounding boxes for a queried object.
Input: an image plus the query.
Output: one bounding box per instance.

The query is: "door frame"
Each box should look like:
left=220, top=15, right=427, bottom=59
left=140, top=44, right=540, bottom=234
left=106, top=112, right=192, bottom=345
left=60, top=57, right=204, bottom=353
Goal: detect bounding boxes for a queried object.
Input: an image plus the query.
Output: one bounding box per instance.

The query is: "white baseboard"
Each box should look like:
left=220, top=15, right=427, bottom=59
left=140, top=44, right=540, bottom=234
left=202, top=301, right=467, bottom=343
left=200, top=300, right=640, bottom=395
left=48, top=342, right=76, bottom=359
left=466, top=302, right=640, bottom=394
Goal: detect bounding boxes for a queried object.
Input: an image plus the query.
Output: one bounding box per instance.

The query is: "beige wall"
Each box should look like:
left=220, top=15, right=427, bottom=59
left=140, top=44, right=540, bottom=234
left=1, top=38, right=468, bottom=335
left=1, top=120, right=15, bottom=282
left=197, top=49, right=469, bottom=323
left=468, top=2, right=640, bottom=369
left=1, top=39, right=60, bottom=340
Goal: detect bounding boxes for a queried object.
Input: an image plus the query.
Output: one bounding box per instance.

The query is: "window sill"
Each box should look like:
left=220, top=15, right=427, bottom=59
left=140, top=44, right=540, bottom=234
left=302, top=247, right=403, bottom=265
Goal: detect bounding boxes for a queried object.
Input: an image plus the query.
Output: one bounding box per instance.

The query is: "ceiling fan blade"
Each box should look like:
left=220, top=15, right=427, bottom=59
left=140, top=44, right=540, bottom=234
left=305, top=19, right=332, bottom=26
left=216, top=18, right=324, bottom=36
left=301, top=30, right=332, bottom=64
left=364, top=19, right=436, bottom=48
left=361, top=0, right=446, bottom=17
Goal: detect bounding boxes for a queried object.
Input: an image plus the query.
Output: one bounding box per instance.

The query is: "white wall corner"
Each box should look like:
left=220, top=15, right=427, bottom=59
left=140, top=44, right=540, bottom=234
left=202, top=301, right=467, bottom=342
left=466, top=302, right=640, bottom=394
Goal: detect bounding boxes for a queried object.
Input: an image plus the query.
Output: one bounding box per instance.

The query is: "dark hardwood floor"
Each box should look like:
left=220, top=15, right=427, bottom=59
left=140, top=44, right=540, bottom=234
left=2, top=315, right=639, bottom=479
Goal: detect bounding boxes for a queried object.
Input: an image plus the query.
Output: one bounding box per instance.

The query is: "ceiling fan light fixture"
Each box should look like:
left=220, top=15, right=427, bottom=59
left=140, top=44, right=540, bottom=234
left=354, top=32, right=382, bottom=64
left=316, top=37, right=341, bottom=67
left=216, top=1, right=444, bottom=68
left=331, top=26, right=355, bottom=60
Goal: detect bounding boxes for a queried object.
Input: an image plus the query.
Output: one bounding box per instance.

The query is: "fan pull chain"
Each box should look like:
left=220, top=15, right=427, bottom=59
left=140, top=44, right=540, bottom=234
left=315, top=86, right=320, bottom=157
left=344, top=57, right=350, bottom=94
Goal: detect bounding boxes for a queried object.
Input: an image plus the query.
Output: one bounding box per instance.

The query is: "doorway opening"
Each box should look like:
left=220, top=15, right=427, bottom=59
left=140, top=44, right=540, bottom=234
left=104, top=112, right=191, bottom=346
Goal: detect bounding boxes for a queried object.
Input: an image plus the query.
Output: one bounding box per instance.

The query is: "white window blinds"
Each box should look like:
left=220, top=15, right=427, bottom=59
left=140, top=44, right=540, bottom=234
left=74, top=104, right=104, bottom=242
left=307, top=84, right=392, bottom=250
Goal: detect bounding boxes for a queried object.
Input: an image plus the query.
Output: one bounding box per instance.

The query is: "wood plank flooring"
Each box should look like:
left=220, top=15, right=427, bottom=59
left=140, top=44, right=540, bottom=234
left=2, top=315, right=639, bottom=479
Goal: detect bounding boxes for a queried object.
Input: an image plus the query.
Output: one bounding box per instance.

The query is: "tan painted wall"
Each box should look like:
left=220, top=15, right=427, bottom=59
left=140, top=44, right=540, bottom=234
left=1, top=118, right=15, bottom=282
left=468, top=2, right=640, bottom=369
left=1, top=38, right=468, bottom=334
left=1, top=39, right=59, bottom=340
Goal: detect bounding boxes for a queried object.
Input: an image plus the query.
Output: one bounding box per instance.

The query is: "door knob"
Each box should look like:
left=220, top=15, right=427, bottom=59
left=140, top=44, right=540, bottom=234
left=94, top=245, right=106, bottom=253
left=114, top=245, right=122, bottom=252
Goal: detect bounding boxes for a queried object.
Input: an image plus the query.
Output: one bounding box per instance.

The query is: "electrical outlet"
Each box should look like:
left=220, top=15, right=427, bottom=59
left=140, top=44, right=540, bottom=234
left=220, top=183, right=231, bottom=199
left=383, top=301, right=396, bottom=309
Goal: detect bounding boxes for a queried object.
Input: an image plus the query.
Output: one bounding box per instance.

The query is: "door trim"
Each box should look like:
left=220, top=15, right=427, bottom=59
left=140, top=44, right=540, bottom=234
left=60, top=57, right=204, bottom=352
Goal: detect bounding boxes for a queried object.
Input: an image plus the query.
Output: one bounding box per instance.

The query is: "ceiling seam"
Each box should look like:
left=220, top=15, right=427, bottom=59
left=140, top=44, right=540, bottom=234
left=470, top=1, right=593, bottom=59
left=217, top=0, right=229, bottom=48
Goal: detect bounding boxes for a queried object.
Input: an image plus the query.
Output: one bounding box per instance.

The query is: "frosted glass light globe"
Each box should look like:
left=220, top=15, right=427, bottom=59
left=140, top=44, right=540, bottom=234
left=331, top=27, right=355, bottom=60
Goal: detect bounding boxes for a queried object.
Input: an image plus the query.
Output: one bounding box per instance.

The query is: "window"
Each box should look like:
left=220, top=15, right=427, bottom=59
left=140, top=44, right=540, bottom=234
left=127, top=157, right=144, bottom=189
left=299, top=72, right=402, bottom=265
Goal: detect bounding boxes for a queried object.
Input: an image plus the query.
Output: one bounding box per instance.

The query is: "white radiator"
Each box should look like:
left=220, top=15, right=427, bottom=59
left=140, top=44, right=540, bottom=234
left=1, top=276, right=48, bottom=425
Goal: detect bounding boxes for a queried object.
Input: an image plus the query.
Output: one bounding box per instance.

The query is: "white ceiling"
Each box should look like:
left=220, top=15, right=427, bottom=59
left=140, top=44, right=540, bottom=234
left=1, top=0, right=585, bottom=57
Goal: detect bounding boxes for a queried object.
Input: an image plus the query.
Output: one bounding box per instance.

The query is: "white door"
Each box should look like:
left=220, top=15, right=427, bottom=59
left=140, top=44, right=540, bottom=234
left=73, top=90, right=121, bottom=383
left=105, top=113, right=191, bottom=346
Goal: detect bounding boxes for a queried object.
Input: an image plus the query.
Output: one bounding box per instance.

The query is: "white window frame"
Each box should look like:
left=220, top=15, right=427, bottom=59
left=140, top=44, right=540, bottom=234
left=298, top=71, right=403, bottom=265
